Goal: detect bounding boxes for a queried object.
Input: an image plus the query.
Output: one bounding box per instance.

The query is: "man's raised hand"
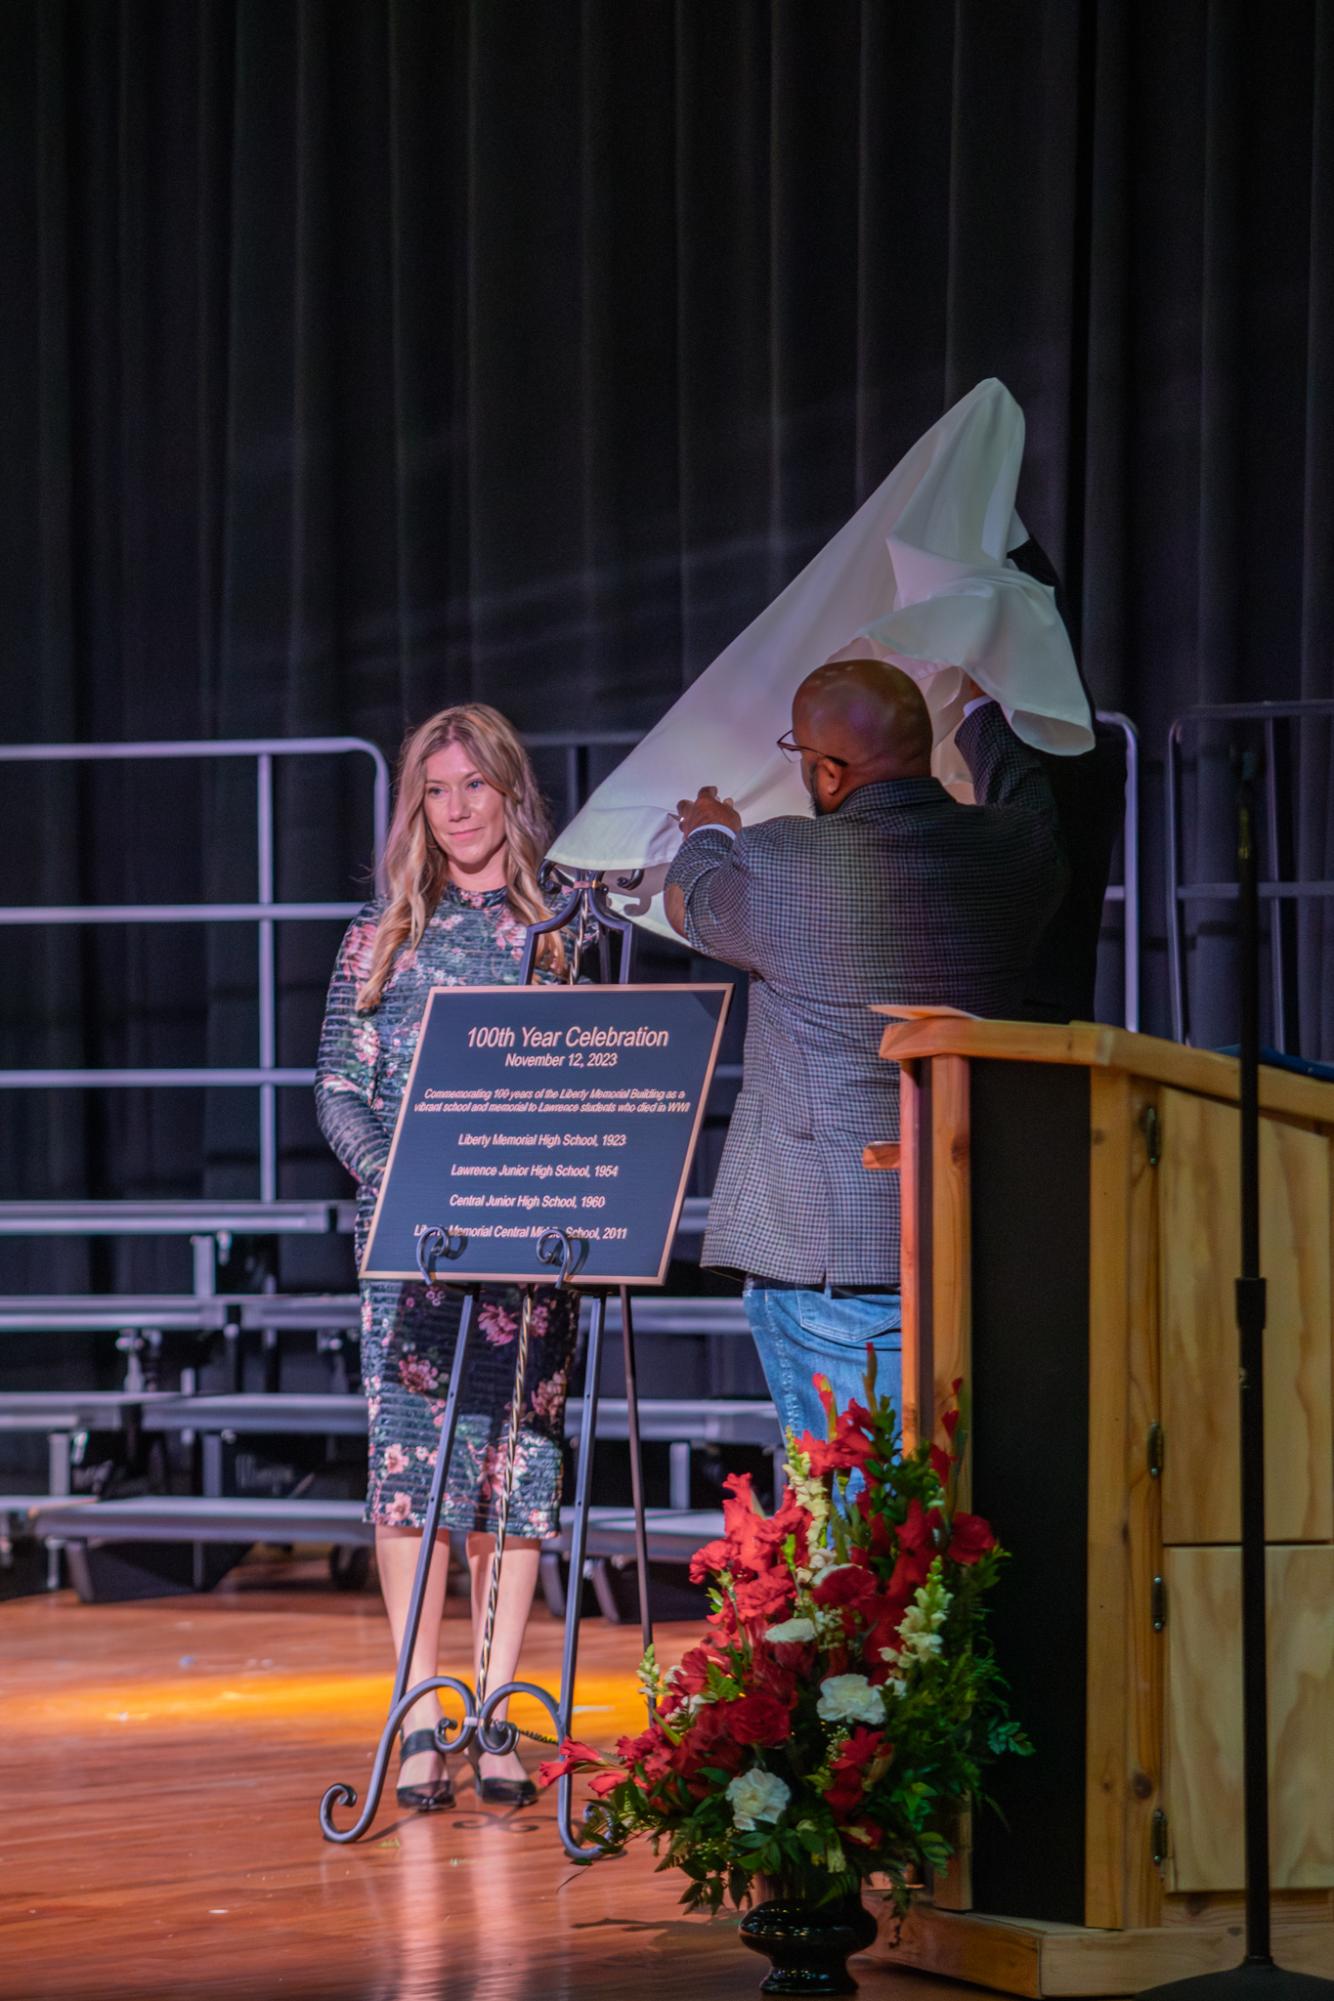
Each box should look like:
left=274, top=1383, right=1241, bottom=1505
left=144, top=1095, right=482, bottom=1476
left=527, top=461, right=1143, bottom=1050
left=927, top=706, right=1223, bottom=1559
left=675, top=785, right=742, bottom=837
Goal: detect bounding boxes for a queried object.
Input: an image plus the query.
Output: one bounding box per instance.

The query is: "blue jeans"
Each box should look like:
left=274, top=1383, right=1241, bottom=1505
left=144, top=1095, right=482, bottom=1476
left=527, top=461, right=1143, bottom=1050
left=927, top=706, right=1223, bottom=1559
left=743, top=1280, right=902, bottom=1456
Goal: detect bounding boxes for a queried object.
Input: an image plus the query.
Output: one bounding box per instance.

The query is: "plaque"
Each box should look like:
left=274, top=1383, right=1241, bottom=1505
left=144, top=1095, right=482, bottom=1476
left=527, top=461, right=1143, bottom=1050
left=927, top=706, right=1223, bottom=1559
left=360, top=983, right=732, bottom=1287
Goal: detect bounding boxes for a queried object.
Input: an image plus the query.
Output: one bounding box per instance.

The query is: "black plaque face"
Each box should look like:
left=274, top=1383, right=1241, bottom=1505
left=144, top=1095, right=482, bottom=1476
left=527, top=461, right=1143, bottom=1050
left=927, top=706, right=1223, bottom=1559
left=359, top=984, right=732, bottom=1287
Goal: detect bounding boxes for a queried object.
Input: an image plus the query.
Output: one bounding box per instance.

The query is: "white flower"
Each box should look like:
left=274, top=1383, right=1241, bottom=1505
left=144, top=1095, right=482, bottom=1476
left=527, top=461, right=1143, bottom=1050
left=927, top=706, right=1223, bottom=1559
left=812, top=1602, right=849, bottom=1645
left=817, top=1674, right=887, bottom=1727
left=784, top=1446, right=832, bottom=1579
left=897, top=1562, right=952, bottom=1666
left=764, top=1616, right=816, bottom=1645
left=897, top=1605, right=944, bottom=1663
left=726, top=1767, right=792, bottom=1831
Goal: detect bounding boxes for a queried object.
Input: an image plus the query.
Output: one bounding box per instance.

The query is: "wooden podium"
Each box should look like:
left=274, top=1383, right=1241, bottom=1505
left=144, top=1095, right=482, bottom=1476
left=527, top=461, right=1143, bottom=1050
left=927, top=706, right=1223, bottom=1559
left=860, top=1016, right=1334, bottom=1997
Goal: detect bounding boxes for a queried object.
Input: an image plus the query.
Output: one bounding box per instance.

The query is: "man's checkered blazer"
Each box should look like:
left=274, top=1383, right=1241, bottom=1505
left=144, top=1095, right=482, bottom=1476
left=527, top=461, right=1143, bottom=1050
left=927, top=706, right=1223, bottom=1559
left=665, top=704, right=1068, bottom=1288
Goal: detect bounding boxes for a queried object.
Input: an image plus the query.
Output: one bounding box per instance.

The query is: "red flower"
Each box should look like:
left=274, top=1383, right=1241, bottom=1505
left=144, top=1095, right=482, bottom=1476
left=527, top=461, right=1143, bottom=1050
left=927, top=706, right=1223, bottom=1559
left=688, top=1698, right=738, bottom=1751
left=671, top=1700, right=746, bottom=1791
left=805, top=1373, right=878, bottom=1462
left=734, top=1568, right=797, bottom=1627
left=686, top=1644, right=729, bottom=1688
left=798, top=1417, right=874, bottom=1478
left=660, top=1642, right=730, bottom=1713
left=698, top=1476, right=807, bottom=1633
left=946, top=1510, right=996, bottom=1564
left=811, top=1564, right=880, bottom=1615
left=929, top=1443, right=953, bottom=1484
left=899, top=1492, right=996, bottom=1566
left=586, top=1770, right=622, bottom=1797
left=824, top=1762, right=866, bottom=1816
left=536, top=1737, right=604, bottom=1787
left=824, top=1727, right=892, bottom=1819
left=764, top=1488, right=811, bottom=1567
left=897, top=1497, right=937, bottom=1555
left=889, top=1548, right=931, bottom=1601
left=729, top=1691, right=794, bottom=1746
left=642, top=1747, right=676, bottom=1787
left=822, top=1637, right=850, bottom=1678
left=890, top=1497, right=942, bottom=1595
left=734, top=1482, right=806, bottom=1569
left=861, top=1598, right=911, bottom=1681
left=758, top=1636, right=813, bottom=1682
left=838, top=1725, right=890, bottom=1772
left=695, top=1477, right=810, bottom=1637
left=720, top=1471, right=771, bottom=1570
left=616, top=1724, right=675, bottom=1787
left=752, top=1648, right=804, bottom=1696
left=707, top=1595, right=741, bottom=1642
left=688, top=1538, right=731, bottom=1584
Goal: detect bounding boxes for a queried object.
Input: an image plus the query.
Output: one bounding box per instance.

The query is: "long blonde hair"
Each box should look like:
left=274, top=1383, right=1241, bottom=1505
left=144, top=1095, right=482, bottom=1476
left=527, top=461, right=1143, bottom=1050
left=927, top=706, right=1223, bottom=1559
left=357, top=704, right=563, bottom=1010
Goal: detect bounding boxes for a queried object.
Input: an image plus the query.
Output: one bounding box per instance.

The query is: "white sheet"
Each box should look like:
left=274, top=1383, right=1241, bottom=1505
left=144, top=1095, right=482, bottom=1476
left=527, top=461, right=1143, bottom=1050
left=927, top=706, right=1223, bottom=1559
left=547, top=378, right=1091, bottom=935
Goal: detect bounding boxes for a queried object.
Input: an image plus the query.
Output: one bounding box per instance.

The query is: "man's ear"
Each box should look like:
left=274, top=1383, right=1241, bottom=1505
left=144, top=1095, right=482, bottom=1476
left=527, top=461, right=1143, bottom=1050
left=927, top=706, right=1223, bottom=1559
left=815, top=756, right=843, bottom=808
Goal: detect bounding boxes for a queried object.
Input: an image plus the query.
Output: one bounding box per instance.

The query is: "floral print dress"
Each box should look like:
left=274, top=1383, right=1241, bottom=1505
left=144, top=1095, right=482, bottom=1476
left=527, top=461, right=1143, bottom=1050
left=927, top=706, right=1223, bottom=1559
left=314, top=881, right=579, bottom=1537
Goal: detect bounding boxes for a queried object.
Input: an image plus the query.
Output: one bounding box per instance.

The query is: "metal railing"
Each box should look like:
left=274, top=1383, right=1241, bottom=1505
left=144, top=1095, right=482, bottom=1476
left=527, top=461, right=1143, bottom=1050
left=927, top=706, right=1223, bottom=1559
left=0, top=713, right=1140, bottom=1208
left=0, top=738, right=390, bottom=1199
left=1166, top=700, right=1334, bottom=1048
left=1097, top=712, right=1140, bottom=1033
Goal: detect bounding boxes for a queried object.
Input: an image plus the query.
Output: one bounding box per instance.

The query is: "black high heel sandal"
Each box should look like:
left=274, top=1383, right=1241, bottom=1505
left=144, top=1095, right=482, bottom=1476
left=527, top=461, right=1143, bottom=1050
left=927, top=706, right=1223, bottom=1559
left=396, top=1726, right=455, bottom=1812
left=466, top=1736, right=537, bottom=1807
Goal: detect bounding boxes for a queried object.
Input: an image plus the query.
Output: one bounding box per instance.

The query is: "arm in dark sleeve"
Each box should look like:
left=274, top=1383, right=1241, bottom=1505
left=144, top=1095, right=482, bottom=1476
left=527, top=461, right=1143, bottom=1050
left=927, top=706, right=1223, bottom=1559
left=664, top=827, right=761, bottom=972
left=956, top=701, right=1065, bottom=856
left=314, top=911, right=392, bottom=1189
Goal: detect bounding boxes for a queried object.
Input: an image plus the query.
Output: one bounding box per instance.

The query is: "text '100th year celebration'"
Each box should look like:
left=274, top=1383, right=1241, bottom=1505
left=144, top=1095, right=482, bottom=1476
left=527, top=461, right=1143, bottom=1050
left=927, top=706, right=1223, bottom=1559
left=360, top=984, right=732, bottom=1288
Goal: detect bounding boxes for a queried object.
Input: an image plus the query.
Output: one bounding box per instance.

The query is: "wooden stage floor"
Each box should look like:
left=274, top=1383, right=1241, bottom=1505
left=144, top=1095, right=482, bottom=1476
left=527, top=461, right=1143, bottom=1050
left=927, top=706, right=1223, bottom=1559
left=0, top=1553, right=979, bottom=2001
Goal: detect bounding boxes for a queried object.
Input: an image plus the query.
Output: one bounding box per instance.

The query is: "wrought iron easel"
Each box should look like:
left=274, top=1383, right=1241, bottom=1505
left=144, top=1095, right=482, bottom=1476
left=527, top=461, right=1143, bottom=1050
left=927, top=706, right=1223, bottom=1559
left=319, top=875, right=655, bottom=1859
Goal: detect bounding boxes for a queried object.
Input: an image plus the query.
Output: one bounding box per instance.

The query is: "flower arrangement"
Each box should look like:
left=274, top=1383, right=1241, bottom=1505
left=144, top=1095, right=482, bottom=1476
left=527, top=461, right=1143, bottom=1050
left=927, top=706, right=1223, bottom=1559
left=539, top=1354, right=1029, bottom=1916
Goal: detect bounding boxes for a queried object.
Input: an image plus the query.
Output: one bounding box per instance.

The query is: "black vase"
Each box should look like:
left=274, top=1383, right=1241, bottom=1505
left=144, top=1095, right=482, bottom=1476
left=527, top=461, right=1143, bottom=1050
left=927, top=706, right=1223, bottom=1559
left=738, top=1890, right=879, bottom=1996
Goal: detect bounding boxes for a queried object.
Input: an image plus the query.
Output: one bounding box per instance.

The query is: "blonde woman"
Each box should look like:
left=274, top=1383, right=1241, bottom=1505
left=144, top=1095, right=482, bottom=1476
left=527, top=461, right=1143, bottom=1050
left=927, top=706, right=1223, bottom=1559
left=315, top=705, right=578, bottom=1812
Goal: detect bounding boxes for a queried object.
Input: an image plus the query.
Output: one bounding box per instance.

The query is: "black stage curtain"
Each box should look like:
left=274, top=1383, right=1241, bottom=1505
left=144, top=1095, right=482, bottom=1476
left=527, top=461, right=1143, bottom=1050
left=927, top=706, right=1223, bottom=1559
left=3, top=1, right=1333, bottom=1283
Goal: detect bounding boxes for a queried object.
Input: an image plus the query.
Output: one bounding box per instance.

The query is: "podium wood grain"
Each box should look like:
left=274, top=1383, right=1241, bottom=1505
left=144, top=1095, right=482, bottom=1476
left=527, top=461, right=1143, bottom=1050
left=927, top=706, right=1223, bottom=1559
left=1122, top=1081, right=1166, bottom=1931
left=897, top=1062, right=925, bottom=1451
left=873, top=1016, right=1334, bottom=1994
left=930, top=1055, right=972, bottom=1511
left=1158, top=1093, right=1332, bottom=1545
left=1164, top=1544, right=1334, bottom=1892
left=1085, top=1071, right=1139, bottom=1930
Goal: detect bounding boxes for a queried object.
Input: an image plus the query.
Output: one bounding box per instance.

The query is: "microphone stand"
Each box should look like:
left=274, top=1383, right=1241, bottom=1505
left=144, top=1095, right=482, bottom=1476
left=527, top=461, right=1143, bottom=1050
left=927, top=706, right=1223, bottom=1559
left=1137, top=749, right=1333, bottom=2001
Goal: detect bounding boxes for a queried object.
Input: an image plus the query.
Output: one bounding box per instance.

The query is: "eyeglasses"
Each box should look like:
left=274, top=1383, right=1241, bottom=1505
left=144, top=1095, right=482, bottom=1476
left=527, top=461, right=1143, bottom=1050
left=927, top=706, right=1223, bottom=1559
left=776, top=731, right=850, bottom=768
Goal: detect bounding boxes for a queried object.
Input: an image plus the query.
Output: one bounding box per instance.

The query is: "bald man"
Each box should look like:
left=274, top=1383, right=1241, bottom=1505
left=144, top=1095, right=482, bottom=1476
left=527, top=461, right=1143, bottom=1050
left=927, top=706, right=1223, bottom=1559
left=664, top=662, right=1067, bottom=1449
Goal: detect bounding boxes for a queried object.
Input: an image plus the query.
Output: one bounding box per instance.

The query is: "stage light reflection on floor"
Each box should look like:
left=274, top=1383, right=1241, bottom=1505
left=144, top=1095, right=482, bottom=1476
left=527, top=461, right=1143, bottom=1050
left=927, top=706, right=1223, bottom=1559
left=6, top=1663, right=645, bottom=1735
